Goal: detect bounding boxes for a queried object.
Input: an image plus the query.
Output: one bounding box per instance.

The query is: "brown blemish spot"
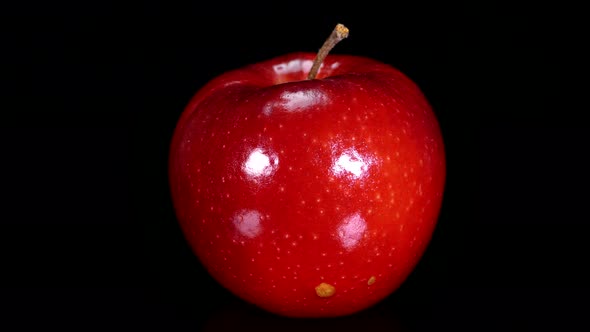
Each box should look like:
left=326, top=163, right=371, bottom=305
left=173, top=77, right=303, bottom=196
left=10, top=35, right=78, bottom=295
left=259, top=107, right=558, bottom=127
left=368, top=276, right=376, bottom=285
left=315, top=283, right=336, bottom=298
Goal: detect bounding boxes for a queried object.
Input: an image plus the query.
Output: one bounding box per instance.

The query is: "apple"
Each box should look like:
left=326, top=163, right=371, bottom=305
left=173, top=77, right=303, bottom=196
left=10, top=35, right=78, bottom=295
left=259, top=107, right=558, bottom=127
left=168, top=24, right=445, bottom=317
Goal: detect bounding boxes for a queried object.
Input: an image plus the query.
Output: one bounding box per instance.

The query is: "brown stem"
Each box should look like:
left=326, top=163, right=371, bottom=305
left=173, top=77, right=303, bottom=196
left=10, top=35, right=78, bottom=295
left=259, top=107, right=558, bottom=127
left=307, top=23, right=349, bottom=80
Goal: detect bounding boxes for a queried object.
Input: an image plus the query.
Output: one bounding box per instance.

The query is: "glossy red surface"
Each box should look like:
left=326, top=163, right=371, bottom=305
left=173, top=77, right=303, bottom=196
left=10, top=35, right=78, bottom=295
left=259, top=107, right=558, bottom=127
left=169, top=52, right=446, bottom=317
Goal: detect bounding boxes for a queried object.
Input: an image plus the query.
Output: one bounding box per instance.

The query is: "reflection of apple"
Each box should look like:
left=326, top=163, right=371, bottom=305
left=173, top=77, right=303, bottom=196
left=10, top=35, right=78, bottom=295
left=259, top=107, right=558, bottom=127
left=169, top=24, right=445, bottom=317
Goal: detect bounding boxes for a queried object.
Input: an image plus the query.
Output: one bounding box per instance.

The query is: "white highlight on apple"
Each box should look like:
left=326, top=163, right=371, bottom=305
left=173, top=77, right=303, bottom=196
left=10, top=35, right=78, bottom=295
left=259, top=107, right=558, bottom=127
left=337, top=212, right=367, bottom=249
left=332, top=149, right=371, bottom=178
left=243, top=148, right=278, bottom=178
left=272, top=59, right=314, bottom=76
left=263, top=89, right=328, bottom=115
left=281, top=90, right=318, bottom=110
left=233, top=209, right=262, bottom=238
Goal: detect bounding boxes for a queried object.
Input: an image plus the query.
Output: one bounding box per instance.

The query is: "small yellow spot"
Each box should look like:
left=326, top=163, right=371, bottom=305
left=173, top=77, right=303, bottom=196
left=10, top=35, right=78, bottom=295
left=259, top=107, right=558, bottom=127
left=368, top=276, right=376, bottom=285
left=315, top=283, right=336, bottom=298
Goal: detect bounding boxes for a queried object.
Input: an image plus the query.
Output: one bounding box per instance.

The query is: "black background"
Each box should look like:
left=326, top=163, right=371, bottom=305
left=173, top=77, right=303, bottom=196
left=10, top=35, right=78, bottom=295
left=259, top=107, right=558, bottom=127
left=2, top=1, right=588, bottom=331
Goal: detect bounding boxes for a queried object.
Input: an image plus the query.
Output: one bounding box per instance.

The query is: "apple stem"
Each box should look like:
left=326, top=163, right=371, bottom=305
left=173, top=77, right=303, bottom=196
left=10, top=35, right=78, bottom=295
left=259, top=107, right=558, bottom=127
left=307, top=23, right=349, bottom=80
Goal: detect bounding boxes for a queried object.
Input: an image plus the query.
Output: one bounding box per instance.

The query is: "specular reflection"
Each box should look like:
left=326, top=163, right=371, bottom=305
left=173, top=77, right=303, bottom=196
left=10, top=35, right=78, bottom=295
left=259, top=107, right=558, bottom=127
left=233, top=209, right=262, bottom=238
left=331, top=148, right=372, bottom=179
left=264, top=89, right=328, bottom=115
left=272, top=59, right=314, bottom=77
left=337, top=212, right=367, bottom=250
left=279, top=90, right=327, bottom=112
left=243, top=148, right=279, bottom=179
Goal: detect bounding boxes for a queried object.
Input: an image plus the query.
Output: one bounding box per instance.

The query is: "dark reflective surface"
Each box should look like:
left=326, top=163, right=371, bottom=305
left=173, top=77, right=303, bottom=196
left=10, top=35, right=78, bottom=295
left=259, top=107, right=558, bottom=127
left=201, top=298, right=408, bottom=332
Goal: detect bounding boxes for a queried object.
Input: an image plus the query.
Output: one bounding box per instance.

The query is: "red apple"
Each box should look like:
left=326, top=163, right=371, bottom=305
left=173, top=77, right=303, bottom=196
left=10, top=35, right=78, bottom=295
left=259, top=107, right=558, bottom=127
left=169, top=25, right=445, bottom=317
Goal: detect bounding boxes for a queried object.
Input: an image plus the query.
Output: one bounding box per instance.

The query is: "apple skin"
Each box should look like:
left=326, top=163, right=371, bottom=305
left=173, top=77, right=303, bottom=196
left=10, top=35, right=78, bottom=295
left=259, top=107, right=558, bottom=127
left=169, top=52, right=445, bottom=317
